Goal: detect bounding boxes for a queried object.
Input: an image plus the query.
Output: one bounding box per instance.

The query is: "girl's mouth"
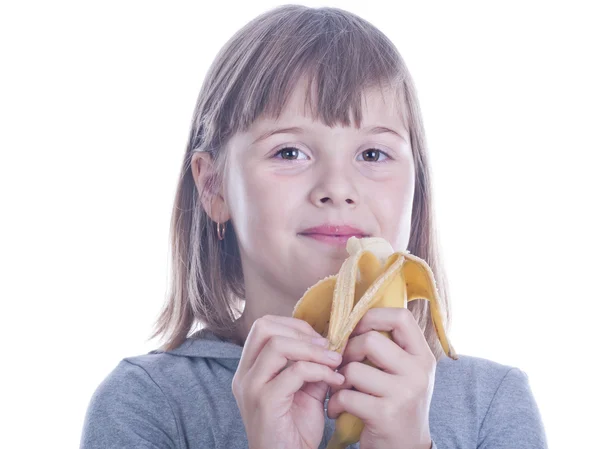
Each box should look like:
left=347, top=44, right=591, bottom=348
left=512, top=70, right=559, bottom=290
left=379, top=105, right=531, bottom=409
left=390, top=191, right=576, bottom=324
left=298, top=224, right=369, bottom=247
left=299, top=233, right=365, bottom=246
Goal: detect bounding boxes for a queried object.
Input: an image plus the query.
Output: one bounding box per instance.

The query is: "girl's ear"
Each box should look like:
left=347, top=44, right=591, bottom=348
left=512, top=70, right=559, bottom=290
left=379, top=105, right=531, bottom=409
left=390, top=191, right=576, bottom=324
left=191, top=152, right=230, bottom=223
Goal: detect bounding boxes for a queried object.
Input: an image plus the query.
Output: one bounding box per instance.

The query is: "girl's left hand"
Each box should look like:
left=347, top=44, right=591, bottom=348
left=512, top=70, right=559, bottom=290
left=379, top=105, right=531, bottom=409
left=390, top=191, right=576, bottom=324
left=327, top=307, right=436, bottom=449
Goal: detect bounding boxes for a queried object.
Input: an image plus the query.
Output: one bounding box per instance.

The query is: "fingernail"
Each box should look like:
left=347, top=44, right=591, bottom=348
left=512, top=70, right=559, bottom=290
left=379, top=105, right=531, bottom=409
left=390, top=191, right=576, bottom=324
left=312, top=337, right=329, bottom=347
left=335, top=372, right=345, bottom=383
left=326, top=350, right=342, bottom=362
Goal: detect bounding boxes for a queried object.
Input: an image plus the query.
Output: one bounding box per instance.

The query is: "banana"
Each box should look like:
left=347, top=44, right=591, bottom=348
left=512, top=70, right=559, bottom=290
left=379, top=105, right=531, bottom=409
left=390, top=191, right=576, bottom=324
left=292, top=236, right=458, bottom=449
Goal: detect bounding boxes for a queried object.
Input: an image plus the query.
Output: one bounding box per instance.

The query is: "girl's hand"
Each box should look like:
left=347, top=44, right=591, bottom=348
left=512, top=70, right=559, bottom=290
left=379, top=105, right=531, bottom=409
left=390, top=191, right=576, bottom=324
left=327, top=308, right=436, bottom=449
left=232, top=315, right=345, bottom=449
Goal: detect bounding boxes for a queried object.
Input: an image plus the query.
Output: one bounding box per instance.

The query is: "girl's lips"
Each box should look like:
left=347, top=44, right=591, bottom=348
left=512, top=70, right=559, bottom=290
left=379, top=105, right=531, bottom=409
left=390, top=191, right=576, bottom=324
left=299, top=233, right=366, bottom=246
left=300, top=224, right=366, bottom=235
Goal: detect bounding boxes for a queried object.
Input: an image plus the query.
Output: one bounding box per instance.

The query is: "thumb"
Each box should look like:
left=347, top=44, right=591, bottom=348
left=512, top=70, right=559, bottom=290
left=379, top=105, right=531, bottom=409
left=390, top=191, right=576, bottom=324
left=300, top=380, right=329, bottom=403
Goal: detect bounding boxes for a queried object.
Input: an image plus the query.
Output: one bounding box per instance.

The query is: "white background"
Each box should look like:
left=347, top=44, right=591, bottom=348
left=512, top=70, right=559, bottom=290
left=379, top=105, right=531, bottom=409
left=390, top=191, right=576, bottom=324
left=1, top=1, right=598, bottom=448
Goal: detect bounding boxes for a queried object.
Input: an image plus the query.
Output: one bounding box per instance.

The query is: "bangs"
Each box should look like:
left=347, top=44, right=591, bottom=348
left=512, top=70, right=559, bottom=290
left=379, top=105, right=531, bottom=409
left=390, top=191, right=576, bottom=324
left=260, top=64, right=409, bottom=132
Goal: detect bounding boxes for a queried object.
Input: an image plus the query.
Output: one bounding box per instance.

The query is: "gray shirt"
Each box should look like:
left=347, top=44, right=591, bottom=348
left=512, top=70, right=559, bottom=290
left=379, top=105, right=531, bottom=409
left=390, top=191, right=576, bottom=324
left=79, top=329, right=548, bottom=448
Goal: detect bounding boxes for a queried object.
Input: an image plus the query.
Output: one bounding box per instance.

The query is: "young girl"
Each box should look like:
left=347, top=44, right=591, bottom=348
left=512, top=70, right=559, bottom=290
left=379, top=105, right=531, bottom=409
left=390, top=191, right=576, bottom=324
left=80, top=5, right=548, bottom=449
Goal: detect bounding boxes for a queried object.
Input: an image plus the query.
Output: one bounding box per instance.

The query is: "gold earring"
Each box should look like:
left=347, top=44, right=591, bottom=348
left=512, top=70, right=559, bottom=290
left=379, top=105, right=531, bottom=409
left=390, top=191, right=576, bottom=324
left=217, top=221, right=226, bottom=240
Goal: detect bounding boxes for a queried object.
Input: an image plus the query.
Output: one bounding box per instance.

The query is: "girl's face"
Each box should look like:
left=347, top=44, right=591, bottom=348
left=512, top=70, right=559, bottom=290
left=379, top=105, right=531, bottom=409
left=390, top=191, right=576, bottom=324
left=214, top=78, right=414, bottom=307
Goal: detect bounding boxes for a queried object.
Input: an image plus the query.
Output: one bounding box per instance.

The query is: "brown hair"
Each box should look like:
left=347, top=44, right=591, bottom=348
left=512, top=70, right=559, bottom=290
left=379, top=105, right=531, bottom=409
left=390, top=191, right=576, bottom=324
left=148, top=4, right=453, bottom=360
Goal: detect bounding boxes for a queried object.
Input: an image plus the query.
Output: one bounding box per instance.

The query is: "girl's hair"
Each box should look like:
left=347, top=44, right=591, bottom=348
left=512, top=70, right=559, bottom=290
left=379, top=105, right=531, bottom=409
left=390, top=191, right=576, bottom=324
left=149, top=4, right=453, bottom=360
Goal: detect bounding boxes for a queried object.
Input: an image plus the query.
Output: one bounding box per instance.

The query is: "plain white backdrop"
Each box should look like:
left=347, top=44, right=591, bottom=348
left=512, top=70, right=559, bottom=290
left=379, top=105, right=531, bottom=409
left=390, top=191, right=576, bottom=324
left=1, top=1, right=598, bottom=447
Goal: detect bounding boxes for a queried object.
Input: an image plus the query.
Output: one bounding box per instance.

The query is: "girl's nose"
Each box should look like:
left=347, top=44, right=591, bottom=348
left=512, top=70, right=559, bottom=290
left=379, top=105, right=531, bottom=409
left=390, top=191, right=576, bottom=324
left=316, top=195, right=356, bottom=206
left=309, top=172, right=359, bottom=208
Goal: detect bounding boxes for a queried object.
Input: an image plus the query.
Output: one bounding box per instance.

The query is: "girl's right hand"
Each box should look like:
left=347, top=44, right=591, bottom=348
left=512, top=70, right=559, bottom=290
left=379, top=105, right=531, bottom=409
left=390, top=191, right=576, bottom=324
left=232, top=315, right=345, bottom=449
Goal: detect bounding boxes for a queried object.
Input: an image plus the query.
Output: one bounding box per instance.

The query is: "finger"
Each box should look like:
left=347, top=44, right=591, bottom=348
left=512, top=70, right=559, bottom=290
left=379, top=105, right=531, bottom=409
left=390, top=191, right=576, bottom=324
left=329, top=361, right=390, bottom=397
left=249, top=335, right=343, bottom=387
left=341, top=330, right=409, bottom=374
left=299, top=380, right=330, bottom=403
left=238, top=316, right=327, bottom=376
left=327, top=388, right=379, bottom=421
left=266, top=360, right=345, bottom=401
left=351, top=308, right=429, bottom=357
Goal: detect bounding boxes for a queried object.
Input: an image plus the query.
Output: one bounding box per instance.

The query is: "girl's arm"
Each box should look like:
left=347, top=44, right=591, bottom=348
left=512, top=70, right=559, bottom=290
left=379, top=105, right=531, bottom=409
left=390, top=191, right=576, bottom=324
left=79, top=360, right=179, bottom=449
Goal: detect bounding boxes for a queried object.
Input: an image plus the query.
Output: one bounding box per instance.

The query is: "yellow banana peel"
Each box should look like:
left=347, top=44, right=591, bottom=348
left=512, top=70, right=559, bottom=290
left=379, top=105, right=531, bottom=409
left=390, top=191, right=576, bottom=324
left=292, top=236, right=458, bottom=449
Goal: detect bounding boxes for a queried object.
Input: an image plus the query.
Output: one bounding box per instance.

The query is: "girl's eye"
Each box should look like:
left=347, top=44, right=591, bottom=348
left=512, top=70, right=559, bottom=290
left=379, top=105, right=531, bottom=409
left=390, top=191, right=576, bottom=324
left=273, top=147, right=390, bottom=162
left=274, top=147, right=309, bottom=160
left=359, top=149, right=390, bottom=162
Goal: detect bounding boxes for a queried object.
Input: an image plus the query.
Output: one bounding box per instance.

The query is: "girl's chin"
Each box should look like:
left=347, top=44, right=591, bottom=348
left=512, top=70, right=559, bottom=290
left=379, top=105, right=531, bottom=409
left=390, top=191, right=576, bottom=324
left=296, top=240, right=347, bottom=275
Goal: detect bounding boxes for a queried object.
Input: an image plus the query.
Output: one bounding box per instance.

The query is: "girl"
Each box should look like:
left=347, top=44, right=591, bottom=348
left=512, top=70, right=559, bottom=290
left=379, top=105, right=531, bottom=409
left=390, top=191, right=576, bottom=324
left=80, top=5, right=548, bottom=449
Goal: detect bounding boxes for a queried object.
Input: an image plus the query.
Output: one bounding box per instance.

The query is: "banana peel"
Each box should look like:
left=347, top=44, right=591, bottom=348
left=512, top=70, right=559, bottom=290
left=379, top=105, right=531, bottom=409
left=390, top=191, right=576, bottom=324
left=292, top=236, right=458, bottom=449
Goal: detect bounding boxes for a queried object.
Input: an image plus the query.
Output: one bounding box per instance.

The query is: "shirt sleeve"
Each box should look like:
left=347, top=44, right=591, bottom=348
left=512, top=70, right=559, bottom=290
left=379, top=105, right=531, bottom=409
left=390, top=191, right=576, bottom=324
left=79, top=360, right=180, bottom=449
left=477, top=367, right=548, bottom=449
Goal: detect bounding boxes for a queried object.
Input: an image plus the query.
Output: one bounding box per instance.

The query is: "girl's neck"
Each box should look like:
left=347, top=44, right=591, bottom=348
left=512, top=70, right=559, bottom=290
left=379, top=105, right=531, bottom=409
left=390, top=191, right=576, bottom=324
left=232, top=284, right=299, bottom=346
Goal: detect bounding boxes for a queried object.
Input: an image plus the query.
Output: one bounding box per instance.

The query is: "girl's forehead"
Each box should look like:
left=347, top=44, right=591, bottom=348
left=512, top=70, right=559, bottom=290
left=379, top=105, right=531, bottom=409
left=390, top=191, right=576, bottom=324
left=250, top=74, right=406, bottom=133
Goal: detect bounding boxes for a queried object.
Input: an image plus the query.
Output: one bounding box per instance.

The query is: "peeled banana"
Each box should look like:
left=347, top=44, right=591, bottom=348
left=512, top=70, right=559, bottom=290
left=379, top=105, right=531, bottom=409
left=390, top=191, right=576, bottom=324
left=292, top=236, right=458, bottom=449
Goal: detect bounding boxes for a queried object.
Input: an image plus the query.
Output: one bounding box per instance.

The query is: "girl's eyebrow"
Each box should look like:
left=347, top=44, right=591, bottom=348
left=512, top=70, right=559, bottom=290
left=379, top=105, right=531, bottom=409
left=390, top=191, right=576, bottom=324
left=251, top=125, right=407, bottom=145
left=251, top=127, right=305, bottom=145
left=367, top=126, right=408, bottom=143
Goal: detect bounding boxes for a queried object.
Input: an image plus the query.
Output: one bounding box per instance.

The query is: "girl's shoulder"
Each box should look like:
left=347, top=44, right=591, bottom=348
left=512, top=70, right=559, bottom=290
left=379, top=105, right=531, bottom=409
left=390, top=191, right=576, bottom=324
left=431, top=353, right=545, bottom=447
left=115, top=328, right=243, bottom=377
left=434, top=352, right=530, bottom=402
left=81, top=331, right=245, bottom=449
left=80, top=357, right=181, bottom=448
left=436, top=352, right=523, bottom=382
